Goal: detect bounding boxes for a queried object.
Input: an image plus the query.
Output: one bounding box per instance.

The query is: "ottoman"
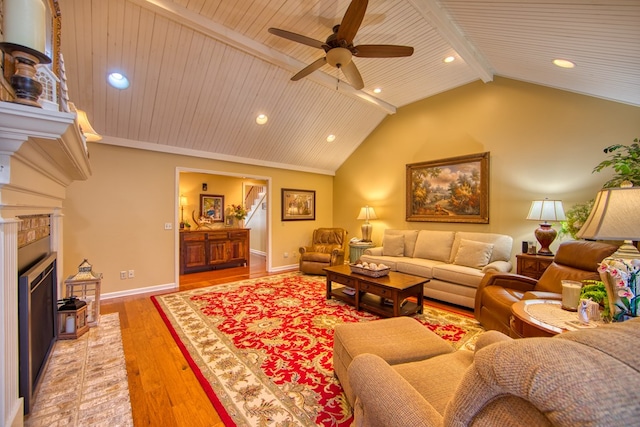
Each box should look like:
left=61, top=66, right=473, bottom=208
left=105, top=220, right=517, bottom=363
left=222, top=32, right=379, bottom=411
left=333, top=317, right=455, bottom=406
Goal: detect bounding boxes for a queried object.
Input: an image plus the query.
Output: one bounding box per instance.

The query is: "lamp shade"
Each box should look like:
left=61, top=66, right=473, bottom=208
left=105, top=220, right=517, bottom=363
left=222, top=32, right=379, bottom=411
left=576, top=187, right=640, bottom=241
left=526, top=199, right=566, bottom=222
left=180, top=195, right=188, bottom=207
left=357, top=206, right=377, bottom=221
left=75, top=109, right=102, bottom=142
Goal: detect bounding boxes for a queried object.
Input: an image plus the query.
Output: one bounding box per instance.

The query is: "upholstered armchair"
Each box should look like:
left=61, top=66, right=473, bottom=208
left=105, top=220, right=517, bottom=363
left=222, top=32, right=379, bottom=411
left=299, top=228, right=347, bottom=275
left=474, top=240, right=617, bottom=336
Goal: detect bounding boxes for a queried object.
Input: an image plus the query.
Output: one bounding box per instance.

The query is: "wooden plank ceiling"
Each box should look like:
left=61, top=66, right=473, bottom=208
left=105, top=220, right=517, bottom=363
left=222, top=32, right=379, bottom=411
left=57, top=0, right=640, bottom=174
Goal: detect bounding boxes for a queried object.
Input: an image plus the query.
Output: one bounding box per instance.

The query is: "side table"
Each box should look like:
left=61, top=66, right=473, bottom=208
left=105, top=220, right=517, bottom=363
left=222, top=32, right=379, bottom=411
left=516, top=253, right=553, bottom=279
left=510, top=299, right=599, bottom=338
left=349, top=242, right=375, bottom=263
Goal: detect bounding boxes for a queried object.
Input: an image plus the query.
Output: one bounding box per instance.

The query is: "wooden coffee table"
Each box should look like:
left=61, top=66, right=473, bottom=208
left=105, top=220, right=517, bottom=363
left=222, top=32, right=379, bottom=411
left=323, top=264, right=428, bottom=317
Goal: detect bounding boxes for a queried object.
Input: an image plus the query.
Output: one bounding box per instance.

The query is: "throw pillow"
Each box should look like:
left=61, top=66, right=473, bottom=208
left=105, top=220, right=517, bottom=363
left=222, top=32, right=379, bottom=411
left=382, top=234, right=405, bottom=257
left=453, top=239, right=494, bottom=269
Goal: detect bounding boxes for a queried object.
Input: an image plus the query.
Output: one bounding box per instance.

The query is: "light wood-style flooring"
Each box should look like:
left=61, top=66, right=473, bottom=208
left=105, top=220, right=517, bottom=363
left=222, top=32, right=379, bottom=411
left=102, top=255, right=472, bottom=426
left=101, top=254, right=281, bottom=427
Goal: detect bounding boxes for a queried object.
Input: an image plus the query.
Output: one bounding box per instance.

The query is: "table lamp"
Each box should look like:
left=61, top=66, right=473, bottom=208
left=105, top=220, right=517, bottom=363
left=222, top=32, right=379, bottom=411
left=357, top=206, right=377, bottom=242
left=576, top=187, right=640, bottom=259
left=526, top=199, right=566, bottom=256
left=180, top=195, right=188, bottom=228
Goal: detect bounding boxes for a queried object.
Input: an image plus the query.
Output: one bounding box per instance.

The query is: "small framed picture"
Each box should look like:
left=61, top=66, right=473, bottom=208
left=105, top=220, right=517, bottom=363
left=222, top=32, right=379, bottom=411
left=225, top=217, right=233, bottom=227
left=200, top=194, right=225, bottom=223
left=281, top=188, right=315, bottom=221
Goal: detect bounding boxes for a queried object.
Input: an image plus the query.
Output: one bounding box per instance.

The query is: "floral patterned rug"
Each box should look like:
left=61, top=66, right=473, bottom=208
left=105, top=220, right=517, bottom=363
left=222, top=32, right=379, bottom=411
left=151, top=272, right=483, bottom=426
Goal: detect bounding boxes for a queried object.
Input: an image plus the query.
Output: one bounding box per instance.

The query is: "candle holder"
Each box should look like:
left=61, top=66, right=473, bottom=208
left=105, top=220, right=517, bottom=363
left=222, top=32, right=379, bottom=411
left=0, top=42, right=52, bottom=108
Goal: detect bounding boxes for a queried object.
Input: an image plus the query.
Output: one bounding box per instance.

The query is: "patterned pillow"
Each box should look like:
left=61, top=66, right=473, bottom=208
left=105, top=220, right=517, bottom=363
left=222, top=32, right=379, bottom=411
left=453, top=239, right=494, bottom=269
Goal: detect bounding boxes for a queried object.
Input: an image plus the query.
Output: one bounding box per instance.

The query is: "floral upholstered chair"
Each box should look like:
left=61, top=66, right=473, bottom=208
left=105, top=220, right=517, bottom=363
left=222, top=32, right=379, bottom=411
left=299, top=228, right=347, bottom=275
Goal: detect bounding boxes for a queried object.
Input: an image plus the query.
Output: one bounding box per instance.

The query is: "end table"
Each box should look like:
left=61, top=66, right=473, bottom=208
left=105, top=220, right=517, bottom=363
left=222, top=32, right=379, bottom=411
left=349, top=242, right=375, bottom=263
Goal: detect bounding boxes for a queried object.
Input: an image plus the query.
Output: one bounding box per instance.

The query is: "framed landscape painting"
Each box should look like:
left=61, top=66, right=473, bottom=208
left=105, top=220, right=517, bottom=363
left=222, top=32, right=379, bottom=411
left=406, top=152, right=489, bottom=223
left=281, top=189, right=315, bottom=221
left=200, top=194, right=225, bottom=223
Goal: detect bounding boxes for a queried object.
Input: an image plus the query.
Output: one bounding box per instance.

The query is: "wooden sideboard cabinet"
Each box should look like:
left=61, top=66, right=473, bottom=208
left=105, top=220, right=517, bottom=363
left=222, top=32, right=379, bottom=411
left=180, top=229, right=250, bottom=274
left=516, top=253, right=553, bottom=280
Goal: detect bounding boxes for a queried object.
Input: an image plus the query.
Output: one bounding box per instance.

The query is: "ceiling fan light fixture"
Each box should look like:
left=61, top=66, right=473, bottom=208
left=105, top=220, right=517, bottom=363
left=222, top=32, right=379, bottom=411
left=326, top=48, right=352, bottom=68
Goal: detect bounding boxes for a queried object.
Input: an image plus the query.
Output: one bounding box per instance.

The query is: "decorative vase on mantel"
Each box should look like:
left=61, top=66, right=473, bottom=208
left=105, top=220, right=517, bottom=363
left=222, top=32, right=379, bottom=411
left=235, top=218, right=244, bottom=228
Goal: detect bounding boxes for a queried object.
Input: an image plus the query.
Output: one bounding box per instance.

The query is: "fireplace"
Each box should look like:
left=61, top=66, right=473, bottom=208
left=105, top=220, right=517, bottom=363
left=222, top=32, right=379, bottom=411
left=18, top=251, right=58, bottom=414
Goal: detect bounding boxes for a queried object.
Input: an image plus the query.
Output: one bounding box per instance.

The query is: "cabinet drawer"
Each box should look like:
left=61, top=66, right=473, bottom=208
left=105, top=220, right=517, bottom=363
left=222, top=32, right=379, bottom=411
left=229, top=231, right=247, bottom=239
left=182, top=233, right=205, bottom=241
left=360, top=283, right=389, bottom=297
left=207, top=231, right=229, bottom=240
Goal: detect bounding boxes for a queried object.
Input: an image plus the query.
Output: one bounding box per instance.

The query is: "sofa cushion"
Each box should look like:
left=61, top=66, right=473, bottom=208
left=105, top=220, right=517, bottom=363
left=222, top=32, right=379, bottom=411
left=413, top=230, right=456, bottom=262
left=451, top=232, right=513, bottom=264
left=382, top=234, right=405, bottom=257
left=453, top=239, right=494, bottom=269
left=396, top=258, right=445, bottom=278
left=433, top=264, right=485, bottom=288
left=382, top=230, right=420, bottom=257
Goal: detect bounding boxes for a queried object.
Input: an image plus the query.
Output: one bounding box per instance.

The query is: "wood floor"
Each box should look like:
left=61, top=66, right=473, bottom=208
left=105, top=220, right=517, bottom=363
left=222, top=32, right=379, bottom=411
left=101, top=255, right=472, bottom=426
left=101, top=254, right=282, bottom=427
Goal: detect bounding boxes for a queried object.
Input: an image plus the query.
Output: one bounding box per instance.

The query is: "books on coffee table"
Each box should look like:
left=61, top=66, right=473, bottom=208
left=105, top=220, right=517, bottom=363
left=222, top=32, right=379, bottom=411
left=342, top=287, right=356, bottom=296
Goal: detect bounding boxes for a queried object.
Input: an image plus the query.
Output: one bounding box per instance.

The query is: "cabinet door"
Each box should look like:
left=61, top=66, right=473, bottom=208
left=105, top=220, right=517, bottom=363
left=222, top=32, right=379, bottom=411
left=208, top=240, right=228, bottom=265
left=228, top=237, right=247, bottom=263
left=183, top=239, right=207, bottom=271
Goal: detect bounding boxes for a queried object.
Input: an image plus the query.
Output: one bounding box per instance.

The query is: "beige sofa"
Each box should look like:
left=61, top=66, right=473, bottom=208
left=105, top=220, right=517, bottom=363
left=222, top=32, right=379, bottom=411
left=339, top=317, right=640, bottom=427
left=359, top=230, right=513, bottom=308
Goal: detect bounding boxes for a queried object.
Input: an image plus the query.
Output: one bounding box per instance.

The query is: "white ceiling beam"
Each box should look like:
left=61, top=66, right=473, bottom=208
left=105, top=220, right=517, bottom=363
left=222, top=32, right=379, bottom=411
left=408, top=0, right=493, bottom=83
left=130, top=0, right=397, bottom=114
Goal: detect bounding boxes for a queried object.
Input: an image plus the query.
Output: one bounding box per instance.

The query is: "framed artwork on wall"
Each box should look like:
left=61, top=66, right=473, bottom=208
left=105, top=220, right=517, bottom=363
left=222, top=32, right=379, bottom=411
left=200, top=194, right=225, bottom=223
left=281, top=188, right=315, bottom=221
left=406, top=152, right=490, bottom=223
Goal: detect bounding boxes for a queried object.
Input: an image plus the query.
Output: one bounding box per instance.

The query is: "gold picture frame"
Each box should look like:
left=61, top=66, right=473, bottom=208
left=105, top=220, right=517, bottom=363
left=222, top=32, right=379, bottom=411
left=406, top=152, right=490, bottom=223
left=281, top=188, right=315, bottom=221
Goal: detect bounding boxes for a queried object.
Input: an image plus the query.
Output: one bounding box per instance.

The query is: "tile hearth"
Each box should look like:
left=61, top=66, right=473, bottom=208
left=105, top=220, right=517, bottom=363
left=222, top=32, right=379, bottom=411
left=25, top=313, right=133, bottom=427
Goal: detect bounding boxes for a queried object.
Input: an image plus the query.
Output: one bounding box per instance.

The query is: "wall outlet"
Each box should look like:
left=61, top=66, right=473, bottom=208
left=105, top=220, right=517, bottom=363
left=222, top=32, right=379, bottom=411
left=120, top=271, right=127, bottom=280
left=284, top=252, right=289, bottom=258
left=164, top=222, right=172, bottom=230
left=128, top=269, right=135, bottom=278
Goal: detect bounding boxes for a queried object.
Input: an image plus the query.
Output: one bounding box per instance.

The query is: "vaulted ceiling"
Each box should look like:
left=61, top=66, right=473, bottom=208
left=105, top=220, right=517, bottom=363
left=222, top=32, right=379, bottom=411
left=58, top=0, right=640, bottom=174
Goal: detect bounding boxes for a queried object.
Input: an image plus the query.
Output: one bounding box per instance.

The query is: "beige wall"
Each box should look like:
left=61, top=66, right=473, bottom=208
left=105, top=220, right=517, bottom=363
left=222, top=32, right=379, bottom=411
left=334, top=77, right=640, bottom=265
left=63, top=144, right=333, bottom=295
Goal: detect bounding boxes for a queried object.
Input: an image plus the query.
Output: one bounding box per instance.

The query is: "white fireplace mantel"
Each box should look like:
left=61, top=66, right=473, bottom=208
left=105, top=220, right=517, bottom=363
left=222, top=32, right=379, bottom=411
left=0, top=100, right=92, bottom=427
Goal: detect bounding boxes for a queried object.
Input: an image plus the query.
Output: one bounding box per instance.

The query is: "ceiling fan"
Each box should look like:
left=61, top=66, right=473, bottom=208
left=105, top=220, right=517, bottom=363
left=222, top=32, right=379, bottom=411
left=268, top=0, right=414, bottom=90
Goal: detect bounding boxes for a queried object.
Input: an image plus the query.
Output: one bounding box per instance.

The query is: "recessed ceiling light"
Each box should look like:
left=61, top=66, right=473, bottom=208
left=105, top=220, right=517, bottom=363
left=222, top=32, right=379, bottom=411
left=256, top=114, right=268, bottom=125
left=107, top=72, right=130, bottom=89
left=553, top=59, right=575, bottom=69
left=327, top=134, right=336, bottom=143
left=373, top=88, right=382, bottom=94
left=444, top=56, right=455, bottom=63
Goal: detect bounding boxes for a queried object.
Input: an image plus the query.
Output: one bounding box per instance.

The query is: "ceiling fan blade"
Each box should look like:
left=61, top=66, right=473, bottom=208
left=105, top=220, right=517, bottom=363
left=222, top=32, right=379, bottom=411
left=268, top=28, right=325, bottom=49
left=354, top=45, right=414, bottom=58
left=291, top=57, right=327, bottom=81
left=341, top=61, right=364, bottom=90
left=336, top=0, right=368, bottom=45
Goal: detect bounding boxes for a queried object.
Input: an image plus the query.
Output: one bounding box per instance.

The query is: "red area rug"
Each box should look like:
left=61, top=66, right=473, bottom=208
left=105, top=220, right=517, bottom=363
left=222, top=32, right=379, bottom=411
left=152, top=272, right=483, bottom=426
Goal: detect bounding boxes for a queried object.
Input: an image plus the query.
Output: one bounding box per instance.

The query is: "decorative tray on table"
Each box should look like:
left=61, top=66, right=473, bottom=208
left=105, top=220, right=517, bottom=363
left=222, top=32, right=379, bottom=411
left=349, top=263, right=390, bottom=278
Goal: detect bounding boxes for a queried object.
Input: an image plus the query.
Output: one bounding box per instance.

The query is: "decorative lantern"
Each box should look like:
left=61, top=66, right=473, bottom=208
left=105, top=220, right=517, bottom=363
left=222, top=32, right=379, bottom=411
left=57, top=297, right=89, bottom=339
left=64, top=259, right=102, bottom=327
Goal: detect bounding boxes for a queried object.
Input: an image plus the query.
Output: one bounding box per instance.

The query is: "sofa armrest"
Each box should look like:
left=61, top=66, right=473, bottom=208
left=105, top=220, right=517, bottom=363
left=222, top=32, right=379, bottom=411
left=349, top=353, right=443, bottom=427
left=474, top=330, right=512, bottom=352
left=482, top=260, right=512, bottom=273
left=299, top=246, right=311, bottom=255
left=364, top=247, right=383, bottom=256
left=523, top=291, right=562, bottom=301
left=330, top=248, right=345, bottom=264
left=474, top=272, right=539, bottom=319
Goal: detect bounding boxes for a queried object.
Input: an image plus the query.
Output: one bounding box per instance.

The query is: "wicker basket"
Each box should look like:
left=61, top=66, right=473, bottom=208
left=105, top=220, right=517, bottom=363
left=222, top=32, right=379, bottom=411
left=349, top=264, right=390, bottom=278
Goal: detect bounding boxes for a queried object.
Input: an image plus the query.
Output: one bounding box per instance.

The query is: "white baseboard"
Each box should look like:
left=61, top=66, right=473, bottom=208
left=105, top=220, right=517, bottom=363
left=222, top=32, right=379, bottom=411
left=250, top=249, right=267, bottom=256
left=101, top=282, right=177, bottom=300
left=269, top=264, right=298, bottom=273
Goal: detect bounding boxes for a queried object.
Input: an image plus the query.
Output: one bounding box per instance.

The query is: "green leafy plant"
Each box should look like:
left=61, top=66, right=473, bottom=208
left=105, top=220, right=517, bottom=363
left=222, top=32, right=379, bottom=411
left=592, top=138, right=640, bottom=188
left=558, top=200, right=594, bottom=239
left=581, top=280, right=610, bottom=320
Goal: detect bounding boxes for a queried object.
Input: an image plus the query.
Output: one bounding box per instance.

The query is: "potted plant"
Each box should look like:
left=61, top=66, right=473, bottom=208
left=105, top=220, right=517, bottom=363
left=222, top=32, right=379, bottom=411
left=558, top=200, right=594, bottom=240
left=592, top=138, right=640, bottom=187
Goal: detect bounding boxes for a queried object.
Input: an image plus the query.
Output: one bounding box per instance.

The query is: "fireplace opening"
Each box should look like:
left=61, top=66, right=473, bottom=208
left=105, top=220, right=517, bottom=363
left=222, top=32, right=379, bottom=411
left=18, top=252, right=58, bottom=414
